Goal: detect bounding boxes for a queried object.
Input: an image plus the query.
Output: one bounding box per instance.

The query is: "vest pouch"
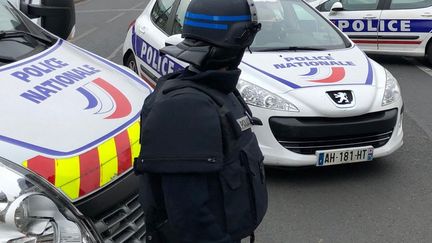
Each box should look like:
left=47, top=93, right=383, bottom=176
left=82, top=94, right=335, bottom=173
left=220, top=160, right=255, bottom=238
left=241, top=135, right=268, bottom=226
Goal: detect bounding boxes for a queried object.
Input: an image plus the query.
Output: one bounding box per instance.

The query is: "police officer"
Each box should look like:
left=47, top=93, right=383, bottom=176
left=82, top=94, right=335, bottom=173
left=134, top=0, right=267, bottom=242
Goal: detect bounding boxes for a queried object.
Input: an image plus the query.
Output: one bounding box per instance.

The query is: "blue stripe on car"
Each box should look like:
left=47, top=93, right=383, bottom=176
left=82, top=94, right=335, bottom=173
left=332, top=19, right=432, bottom=33
left=242, top=61, right=302, bottom=89
left=301, top=67, right=319, bottom=76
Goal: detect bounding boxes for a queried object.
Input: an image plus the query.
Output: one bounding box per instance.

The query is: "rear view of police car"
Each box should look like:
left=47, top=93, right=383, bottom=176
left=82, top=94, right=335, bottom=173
left=312, top=0, right=432, bottom=63
left=1, top=0, right=151, bottom=242
left=123, top=0, right=403, bottom=167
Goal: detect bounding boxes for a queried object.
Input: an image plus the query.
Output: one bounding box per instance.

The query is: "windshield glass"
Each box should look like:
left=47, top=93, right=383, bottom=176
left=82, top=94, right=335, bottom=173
left=251, top=0, right=350, bottom=51
left=0, top=0, right=55, bottom=66
left=0, top=1, right=28, bottom=32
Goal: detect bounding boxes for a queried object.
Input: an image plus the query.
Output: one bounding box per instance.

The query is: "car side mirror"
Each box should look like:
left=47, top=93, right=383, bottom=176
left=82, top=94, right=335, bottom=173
left=330, top=2, right=343, bottom=14
left=165, top=34, right=184, bottom=47
left=20, top=0, right=75, bottom=40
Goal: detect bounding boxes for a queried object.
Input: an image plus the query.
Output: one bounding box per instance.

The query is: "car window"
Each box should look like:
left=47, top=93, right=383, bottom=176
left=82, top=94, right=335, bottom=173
left=0, top=1, right=26, bottom=31
left=173, top=0, right=191, bottom=34
left=151, top=0, right=176, bottom=33
left=293, top=4, right=315, bottom=20
left=389, top=0, right=432, bottom=9
left=320, top=0, right=338, bottom=11
left=0, top=0, right=55, bottom=65
left=321, top=0, right=380, bottom=11
left=252, top=0, right=349, bottom=51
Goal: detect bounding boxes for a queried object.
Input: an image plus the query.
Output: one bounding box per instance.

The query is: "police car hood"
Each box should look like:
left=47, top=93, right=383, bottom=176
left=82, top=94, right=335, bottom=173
left=239, top=46, right=374, bottom=94
left=0, top=39, right=152, bottom=200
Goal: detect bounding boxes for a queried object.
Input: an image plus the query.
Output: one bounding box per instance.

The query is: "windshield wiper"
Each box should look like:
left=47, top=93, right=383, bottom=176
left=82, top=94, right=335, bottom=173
left=0, top=55, right=17, bottom=63
left=0, top=30, right=52, bottom=45
left=254, top=46, right=327, bottom=52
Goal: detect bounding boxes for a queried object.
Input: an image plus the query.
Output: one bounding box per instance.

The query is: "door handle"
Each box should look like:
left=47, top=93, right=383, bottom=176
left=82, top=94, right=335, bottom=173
left=363, top=16, right=377, bottom=19
left=421, top=13, right=432, bottom=17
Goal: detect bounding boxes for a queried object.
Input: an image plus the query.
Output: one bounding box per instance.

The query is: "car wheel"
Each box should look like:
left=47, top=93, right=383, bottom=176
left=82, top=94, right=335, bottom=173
left=126, top=54, right=138, bottom=74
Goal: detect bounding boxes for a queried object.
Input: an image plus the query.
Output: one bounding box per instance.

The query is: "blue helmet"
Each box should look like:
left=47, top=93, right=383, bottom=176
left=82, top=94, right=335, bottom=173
left=182, top=0, right=260, bottom=49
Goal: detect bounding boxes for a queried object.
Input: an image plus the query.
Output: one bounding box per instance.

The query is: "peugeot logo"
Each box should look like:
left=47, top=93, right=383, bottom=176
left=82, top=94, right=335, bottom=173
left=327, top=90, right=355, bottom=108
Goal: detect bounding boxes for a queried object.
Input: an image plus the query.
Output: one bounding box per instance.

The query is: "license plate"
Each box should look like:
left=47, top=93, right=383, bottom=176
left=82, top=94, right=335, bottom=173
left=316, top=146, right=374, bottom=166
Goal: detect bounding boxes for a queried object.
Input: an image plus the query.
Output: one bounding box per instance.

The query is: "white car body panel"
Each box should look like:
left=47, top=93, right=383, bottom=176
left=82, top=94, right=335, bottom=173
left=312, top=0, right=432, bottom=57
left=378, top=7, right=432, bottom=56
left=123, top=0, right=403, bottom=166
left=1, top=39, right=152, bottom=199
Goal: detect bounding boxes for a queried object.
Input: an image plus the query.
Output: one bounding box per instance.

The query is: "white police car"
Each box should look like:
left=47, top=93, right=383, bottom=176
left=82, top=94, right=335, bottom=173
left=1, top=0, right=151, bottom=241
left=123, top=0, right=404, bottom=167
left=310, top=0, right=432, bottom=63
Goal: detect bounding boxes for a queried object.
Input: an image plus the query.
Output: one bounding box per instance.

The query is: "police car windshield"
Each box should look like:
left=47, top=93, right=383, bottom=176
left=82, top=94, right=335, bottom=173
left=0, top=0, right=55, bottom=65
left=251, top=0, right=350, bottom=51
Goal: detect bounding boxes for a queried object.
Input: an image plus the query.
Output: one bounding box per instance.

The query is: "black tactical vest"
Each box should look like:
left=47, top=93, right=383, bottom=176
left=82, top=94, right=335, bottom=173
left=135, top=71, right=268, bottom=240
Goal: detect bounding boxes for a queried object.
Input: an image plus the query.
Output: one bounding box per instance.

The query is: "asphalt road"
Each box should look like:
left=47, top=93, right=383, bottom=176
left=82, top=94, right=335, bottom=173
left=73, top=1, right=432, bottom=242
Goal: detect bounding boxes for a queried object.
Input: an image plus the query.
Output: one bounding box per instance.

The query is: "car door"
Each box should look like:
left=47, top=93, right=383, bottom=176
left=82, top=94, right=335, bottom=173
left=318, top=0, right=384, bottom=52
left=133, top=0, right=179, bottom=83
left=378, top=0, right=432, bottom=56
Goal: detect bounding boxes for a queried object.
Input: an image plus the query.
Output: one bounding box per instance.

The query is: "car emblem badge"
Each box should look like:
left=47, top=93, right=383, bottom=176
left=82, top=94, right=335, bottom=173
left=327, top=90, right=355, bottom=108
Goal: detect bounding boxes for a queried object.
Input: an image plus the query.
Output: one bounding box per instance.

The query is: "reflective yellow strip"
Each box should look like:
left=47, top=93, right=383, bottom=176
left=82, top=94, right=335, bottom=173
left=98, top=138, right=118, bottom=186
left=55, top=156, right=80, bottom=199
left=22, top=121, right=142, bottom=199
left=128, top=121, right=141, bottom=163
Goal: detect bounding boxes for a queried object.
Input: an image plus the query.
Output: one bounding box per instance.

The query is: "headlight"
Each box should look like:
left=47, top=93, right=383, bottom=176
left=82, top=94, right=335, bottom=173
left=0, top=158, right=99, bottom=242
left=237, top=80, right=299, bottom=112
left=382, top=69, right=401, bottom=106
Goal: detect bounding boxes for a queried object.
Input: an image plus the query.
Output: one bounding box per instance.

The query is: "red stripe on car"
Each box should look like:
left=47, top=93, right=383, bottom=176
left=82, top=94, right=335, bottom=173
left=310, top=67, right=345, bottom=83
left=79, top=148, right=101, bottom=197
left=353, top=40, right=422, bottom=45
left=115, top=130, right=132, bottom=174
left=27, top=156, right=56, bottom=184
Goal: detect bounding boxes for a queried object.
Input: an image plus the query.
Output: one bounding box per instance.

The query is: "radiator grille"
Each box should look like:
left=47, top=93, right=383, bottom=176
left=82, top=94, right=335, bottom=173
left=93, top=194, right=146, bottom=243
left=269, top=109, right=398, bottom=155
left=279, top=131, right=392, bottom=154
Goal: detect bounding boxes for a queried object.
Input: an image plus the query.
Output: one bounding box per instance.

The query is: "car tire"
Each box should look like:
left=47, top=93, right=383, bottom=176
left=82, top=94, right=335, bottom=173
left=126, top=54, right=138, bottom=74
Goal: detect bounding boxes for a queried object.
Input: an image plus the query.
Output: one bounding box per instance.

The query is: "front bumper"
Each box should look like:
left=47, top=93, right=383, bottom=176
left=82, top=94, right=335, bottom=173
left=252, top=106, right=404, bottom=167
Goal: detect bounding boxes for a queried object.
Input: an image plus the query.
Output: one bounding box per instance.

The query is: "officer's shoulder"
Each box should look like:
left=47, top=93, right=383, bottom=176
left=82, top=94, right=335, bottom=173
left=157, top=85, right=217, bottom=110
left=157, top=70, right=183, bottom=83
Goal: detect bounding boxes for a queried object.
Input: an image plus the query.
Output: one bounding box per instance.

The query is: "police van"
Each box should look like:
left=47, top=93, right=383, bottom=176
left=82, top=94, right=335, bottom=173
left=0, top=0, right=151, bottom=241
left=123, top=0, right=404, bottom=167
left=309, top=0, right=432, bottom=63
